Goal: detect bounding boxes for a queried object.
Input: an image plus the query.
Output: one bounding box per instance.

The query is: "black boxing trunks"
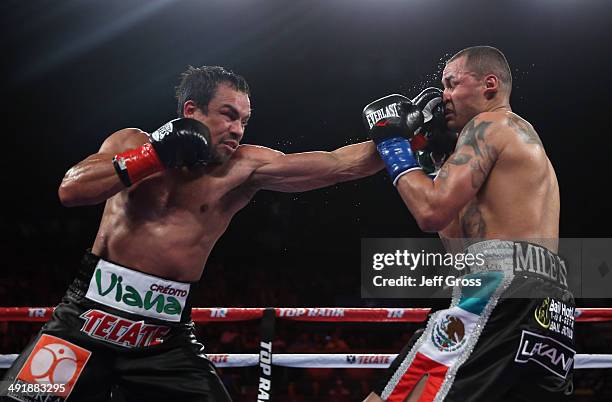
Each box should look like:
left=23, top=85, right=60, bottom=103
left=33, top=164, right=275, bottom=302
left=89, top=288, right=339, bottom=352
left=376, top=240, right=575, bottom=402
left=1, top=251, right=232, bottom=402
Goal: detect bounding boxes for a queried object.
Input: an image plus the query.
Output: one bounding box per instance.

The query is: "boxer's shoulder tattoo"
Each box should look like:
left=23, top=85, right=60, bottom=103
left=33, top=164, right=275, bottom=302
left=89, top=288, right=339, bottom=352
left=438, top=118, right=498, bottom=189
left=460, top=200, right=487, bottom=237
left=455, top=119, right=492, bottom=157
left=507, top=114, right=542, bottom=146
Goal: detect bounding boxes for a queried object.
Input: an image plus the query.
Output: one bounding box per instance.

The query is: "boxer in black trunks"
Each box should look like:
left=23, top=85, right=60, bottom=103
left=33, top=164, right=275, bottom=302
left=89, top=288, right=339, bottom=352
left=1, top=66, right=383, bottom=402
left=362, top=46, right=574, bottom=401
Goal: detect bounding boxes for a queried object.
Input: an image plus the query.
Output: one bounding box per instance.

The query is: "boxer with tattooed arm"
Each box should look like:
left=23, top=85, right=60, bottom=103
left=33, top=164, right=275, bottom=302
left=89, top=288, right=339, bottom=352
left=364, top=46, right=574, bottom=402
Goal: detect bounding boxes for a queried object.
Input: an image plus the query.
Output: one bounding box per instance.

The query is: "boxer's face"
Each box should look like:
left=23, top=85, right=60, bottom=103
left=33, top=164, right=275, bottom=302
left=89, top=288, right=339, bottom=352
left=187, top=83, right=251, bottom=163
left=442, top=57, right=484, bottom=131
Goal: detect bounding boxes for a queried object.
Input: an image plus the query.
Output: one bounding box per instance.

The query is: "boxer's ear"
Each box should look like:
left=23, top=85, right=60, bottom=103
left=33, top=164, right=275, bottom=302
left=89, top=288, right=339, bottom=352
left=183, top=100, right=198, bottom=118
left=483, top=75, right=499, bottom=100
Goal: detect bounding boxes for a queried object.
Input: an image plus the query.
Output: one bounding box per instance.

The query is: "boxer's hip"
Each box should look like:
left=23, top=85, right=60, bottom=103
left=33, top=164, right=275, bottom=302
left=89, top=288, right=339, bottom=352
left=379, top=240, right=575, bottom=401
left=47, top=250, right=199, bottom=351
left=463, top=239, right=570, bottom=293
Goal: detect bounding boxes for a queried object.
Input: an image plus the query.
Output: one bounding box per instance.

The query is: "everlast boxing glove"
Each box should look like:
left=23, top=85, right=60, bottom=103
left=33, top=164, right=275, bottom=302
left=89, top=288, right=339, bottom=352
left=363, top=94, right=424, bottom=185
left=113, top=118, right=212, bottom=187
left=411, top=87, right=458, bottom=176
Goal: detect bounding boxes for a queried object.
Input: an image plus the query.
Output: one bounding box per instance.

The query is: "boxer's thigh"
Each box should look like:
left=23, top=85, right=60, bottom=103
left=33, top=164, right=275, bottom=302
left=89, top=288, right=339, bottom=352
left=114, top=335, right=232, bottom=402
left=2, top=331, right=114, bottom=402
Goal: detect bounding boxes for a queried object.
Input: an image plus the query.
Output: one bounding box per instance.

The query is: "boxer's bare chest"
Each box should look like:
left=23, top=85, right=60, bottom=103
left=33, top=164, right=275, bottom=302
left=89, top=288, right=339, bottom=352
left=456, top=155, right=558, bottom=239
left=93, top=155, right=260, bottom=277
left=96, top=152, right=257, bottom=248
left=457, top=169, right=515, bottom=238
left=123, top=157, right=257, bottom=225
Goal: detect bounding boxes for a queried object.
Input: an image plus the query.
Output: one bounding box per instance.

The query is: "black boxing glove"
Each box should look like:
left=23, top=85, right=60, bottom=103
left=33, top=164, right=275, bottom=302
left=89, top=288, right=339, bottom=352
left=411, top=88, right=458, bottom=176
left=363, top=94, right=424, bottom=185
left=148, top=118, right=213, bottom=169
left=413, top=87, right=457, bottom=154
left=112, top=118, right=212, bottom=187
left=412, top=87, right=445, bottom=135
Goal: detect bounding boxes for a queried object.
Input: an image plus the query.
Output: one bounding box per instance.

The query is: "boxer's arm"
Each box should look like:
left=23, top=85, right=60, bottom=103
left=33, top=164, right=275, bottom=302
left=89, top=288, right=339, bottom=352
left=58, top=128, right=149, bottom=207
left=247, top=141, right=383, bottom=192
left=395, top=115, right=503, bottom=232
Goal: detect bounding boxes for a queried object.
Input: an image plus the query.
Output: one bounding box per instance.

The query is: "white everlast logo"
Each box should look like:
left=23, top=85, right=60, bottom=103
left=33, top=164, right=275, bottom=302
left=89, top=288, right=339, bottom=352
left=150, top=121, right=173, bottom=142
left=513, top=242, right=568, bottom=287
left=85, top=260, right=190, bottom=322
left=366, top=103, right=400, bottom=129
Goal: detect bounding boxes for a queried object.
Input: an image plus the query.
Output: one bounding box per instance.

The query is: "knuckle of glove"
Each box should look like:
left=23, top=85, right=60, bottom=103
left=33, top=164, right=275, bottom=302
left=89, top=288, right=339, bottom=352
left=402, top=103, right=424, bottom=133
left=412, top=87, right=444, bottom=130
left=175, top=118, right=213, bottom=168
left=412, top=87, right=443, bottom=109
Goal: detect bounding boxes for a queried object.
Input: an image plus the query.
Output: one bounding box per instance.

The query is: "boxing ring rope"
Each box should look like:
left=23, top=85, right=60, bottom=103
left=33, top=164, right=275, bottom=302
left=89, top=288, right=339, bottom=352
left=2, top=307, right=612, bottom=369
left=1, top=353, right=611, bottom=370
left=2, top=307, right=612, bottom=322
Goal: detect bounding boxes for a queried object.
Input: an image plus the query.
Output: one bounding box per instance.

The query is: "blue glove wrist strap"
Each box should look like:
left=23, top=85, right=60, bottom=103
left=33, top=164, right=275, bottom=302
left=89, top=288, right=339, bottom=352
left=376, top=137, right=421, bottom=186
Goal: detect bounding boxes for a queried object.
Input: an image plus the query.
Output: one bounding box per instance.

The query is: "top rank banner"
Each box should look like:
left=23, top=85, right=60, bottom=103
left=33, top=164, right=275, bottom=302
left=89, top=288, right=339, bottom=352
left=361, top=238, right=612, bottom=299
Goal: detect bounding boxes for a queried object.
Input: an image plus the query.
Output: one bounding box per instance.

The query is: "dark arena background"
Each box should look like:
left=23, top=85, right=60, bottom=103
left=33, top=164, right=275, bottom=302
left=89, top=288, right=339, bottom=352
left=1, top=0, right=612, bottom=401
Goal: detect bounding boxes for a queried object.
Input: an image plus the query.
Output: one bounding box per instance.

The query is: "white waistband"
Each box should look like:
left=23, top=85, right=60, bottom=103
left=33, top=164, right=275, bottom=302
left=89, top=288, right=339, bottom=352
left=84, top=258, right=191, bottom=322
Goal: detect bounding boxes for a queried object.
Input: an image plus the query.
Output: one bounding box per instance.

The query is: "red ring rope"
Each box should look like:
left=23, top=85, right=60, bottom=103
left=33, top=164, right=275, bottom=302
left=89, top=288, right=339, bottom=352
left=0, top=307, right=609, bottom=322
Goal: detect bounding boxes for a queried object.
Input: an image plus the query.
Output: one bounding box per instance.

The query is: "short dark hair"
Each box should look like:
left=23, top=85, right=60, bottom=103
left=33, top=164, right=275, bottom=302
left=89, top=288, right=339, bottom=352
left=448, top=46, right=512, bottom=93
left=175, top=66, right=250, bottom=117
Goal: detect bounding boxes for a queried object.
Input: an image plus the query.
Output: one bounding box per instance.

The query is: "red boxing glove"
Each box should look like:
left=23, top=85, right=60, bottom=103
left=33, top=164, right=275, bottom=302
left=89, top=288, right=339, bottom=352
left=112, top=118, right=213, bottom=187
left=112, top=143, right=164, bottom=187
